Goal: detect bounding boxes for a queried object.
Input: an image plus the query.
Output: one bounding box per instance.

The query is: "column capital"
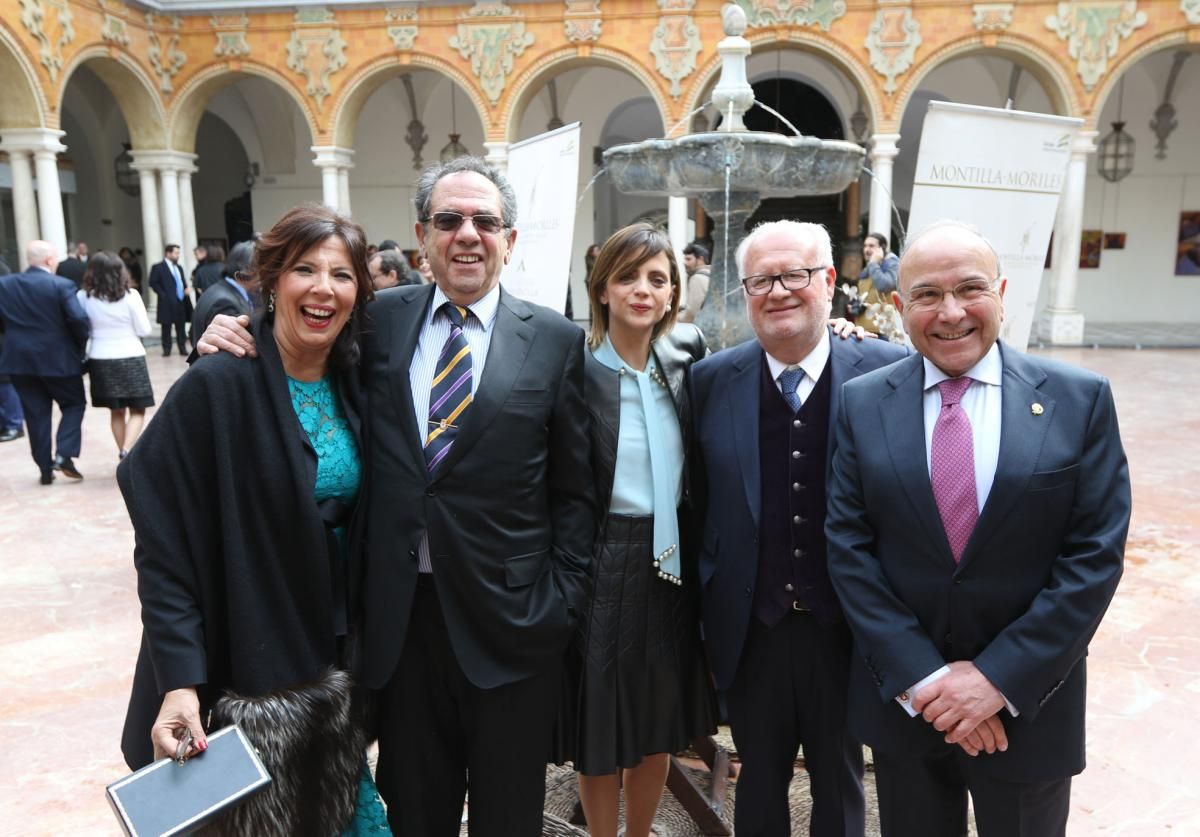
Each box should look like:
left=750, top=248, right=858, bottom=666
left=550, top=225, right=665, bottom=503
left=130, top=149, right=198, bottom=173
left=869, top=132, right=901, bottom=159
left=484, top=141, right=509, bottom=172
left=0, top=128, right=66, bottom=155
left=311, top=146, right=355, bottom=169
left=1071, top=130, right=1099, bottom=158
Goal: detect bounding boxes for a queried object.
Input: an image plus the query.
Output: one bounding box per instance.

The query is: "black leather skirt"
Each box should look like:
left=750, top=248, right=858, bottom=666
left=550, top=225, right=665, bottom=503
left=565, top=512, right=717, bottom=776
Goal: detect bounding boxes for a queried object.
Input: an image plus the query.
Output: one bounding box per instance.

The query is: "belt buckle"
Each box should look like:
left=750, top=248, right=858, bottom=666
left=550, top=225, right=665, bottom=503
left=791, top=601, right=810, bottom=612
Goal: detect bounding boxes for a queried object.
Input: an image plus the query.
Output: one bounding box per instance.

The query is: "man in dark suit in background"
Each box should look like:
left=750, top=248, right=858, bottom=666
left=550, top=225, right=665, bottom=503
left=56, top=241, right=88, bottom=287
left=367, top=248, right=419, bottom=291
left=826, top=221, right=1129, bottom=836
left=148, top=244, right=190, bottom=356
left=691, top=220, right=907, bottom=836
left=191, top=241, right=256, bottom=338
left=197, top=157, right=594, bottom=836
left=0, top=240, right=89, bottom=483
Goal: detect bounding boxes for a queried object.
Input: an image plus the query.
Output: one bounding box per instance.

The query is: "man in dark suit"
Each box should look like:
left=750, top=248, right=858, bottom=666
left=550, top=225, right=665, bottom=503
left=691, top=220, right=907, bottom=836
left=197, top=157, right=594, bottom=836
left=0, top=240, right=89, bottom=483
left=148, top=243, right=190, bottom=356
left=826, top=221, right=1129, bottom=836
left=56, top=241, right=88, bottom=287
left=191, top=241, right=256, bottom=338
left=367, top=248, right=419, bottom=290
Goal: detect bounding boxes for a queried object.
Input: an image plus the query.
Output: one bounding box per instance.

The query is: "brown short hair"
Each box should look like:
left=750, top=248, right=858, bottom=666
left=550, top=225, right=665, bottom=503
left=254, top=203, right=375, bottom=369
left=586, top=222, right=682, bottom=350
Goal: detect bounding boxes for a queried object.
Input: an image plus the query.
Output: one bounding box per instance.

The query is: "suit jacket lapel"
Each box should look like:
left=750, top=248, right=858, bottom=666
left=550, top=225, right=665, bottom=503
left=962, top=343, right=1052, bottom=566
left=431, top=288, right=534, bottom=476
left=827, top=327, right=862, bottom=474
left=388, top=285, right=433, bottom=467
left=880, top=355, right=956, bottom=568
left=727, top=342, right=763, bottom=530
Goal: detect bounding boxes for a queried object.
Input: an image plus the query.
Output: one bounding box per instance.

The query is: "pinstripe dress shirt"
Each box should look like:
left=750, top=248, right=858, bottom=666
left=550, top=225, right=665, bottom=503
left=409, top=283, right=500, bottom=572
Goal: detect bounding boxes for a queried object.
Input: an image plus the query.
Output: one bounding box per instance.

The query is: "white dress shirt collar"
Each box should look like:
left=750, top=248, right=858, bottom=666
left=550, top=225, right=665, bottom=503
left=921, top=341, right=1003, bottom=391
left=764, top=327, right=832, bottom=386
left=427, top=283, right=501, bottom=332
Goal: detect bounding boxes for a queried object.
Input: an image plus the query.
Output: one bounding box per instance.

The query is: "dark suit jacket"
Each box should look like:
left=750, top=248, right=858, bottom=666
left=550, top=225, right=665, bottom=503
left=690, top=329, right=908, bottom=690
left=0, top=266, right=89, bottom=377
left=357, top=284, right=595, bottom=691
left=148, top=260, right=188, bottom=324
left=192, top=278, right=254, bottom=338
left=117, top=318, right=364, bottom=768
left=56, top=257, right=86, bottom=287
left=825, top=343, right=1129, bottom=781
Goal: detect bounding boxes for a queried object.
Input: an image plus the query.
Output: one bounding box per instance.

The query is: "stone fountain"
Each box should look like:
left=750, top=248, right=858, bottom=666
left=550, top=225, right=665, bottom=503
left=602, top=3, right=865, bottom=349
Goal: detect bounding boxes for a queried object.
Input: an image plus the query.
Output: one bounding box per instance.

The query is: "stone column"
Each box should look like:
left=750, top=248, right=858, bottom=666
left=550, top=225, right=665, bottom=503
left=2, top=129, right=69, bottom=259
left=338, top=167, right=352, bottom=216
left=1039, top=131, right=1097, bottom=346
left=177, top=156, right=199, bottom=275
left=668, top=195, right=689, bottom=290
left=484, top=141, right=509, bottom=173
left=158, top=167, right=184, bottom=255
left=0, top=143, right=40, bottom=269
left=131, top=165, right=163, bottom=273
left=311, top=146, right=353, bottom=211
left=867, top=133, right=900, bottom=239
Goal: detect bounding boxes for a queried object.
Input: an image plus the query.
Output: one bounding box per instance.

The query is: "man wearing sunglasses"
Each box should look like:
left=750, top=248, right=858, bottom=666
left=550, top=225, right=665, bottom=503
left=826, top=221, right=1129, bottom=836
left=197, top=158, right=593, bottom=836
left=690, top=220, right=907, bottom=836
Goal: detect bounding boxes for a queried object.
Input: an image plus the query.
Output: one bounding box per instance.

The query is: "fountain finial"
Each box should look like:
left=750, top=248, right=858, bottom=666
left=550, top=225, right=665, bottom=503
left=711, top=4, right=754, bottom=132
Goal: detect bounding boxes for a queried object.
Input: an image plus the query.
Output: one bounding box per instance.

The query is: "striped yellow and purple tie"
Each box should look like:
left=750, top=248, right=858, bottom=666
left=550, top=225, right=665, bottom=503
left=425, top=303, right=472, bottom=472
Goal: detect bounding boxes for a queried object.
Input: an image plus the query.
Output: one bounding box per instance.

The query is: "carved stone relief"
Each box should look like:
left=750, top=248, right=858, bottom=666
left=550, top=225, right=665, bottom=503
left=564, top=0, right=602, bottom=43
left=211, top=15, right=251, bottom=58
left=734, top=0, right=847, bottom=33
left=286, top=8, right=348, bottom=108
left=865, top=7, right=922, bottom=95
left=385, top=8, right=419, bottom=50
left=449, top=5, right=535, bottom=104
left=1045, top=1, right=1148, bottom=90
left=18, top=0, right=75, bottom=82
left=1181, top=0, right=1200, bottom=24
left=650, top=0, right=702, bottom=99
left=100, top=13, right=130, bottom=47
left=972, top=3, right=1014, bottom=32
left=145, top=13, right=186, bottom=94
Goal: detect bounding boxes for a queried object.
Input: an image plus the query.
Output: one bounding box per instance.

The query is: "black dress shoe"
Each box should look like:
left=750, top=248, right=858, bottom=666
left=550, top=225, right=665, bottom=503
left=40, top=470, right=55, bottom=485
left=0, top=426, right=23, bottom=442
left=53, top=456, right=83, bottom=479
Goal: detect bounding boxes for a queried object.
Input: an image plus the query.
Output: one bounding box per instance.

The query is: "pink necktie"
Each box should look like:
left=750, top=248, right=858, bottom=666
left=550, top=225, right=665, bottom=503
left=931, top=377, right=977, bottom=563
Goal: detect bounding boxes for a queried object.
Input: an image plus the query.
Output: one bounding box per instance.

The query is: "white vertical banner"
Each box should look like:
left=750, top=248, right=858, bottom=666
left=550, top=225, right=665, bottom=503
left=907, top=102, right=1082, bottom=348
left=501, top=122, right=581, bottom=312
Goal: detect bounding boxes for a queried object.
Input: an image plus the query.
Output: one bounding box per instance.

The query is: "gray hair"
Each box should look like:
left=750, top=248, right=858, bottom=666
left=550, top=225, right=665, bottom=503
left=224, top=240, right=255, bottom=279
left=413, top=156, right=518, bottom=230
left=899, top=220, right=1003, bottom=286
left=374, top=248, right=408, bottom=278
left=735, top=220, right=834, bottom=277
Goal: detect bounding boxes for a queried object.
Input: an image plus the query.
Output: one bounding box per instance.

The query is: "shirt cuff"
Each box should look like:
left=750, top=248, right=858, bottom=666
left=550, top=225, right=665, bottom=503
left=895, top=665, right=949, bottom=717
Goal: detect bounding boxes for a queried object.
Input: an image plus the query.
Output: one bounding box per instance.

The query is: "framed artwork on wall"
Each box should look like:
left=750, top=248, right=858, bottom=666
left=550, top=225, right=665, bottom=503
left=1103, top=233, right=1126, bottom=250
left=1176, top=212, right=1200, bottom=276
left=1079, top=230, right=1102, bottom=269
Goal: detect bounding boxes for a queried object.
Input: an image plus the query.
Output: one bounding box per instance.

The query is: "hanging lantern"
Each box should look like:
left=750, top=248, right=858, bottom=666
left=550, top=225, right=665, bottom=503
left=440, top=85, right=470, bottom=163
left=113, top=142, right=140, bottom=197
left=1096, top=121, right=1135, bottom=183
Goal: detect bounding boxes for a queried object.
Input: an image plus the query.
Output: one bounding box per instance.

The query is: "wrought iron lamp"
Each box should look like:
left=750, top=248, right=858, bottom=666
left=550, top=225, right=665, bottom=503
left=440, top=84, right=469, bottom=163
left=1097, top=79, right=1134, bottom=183
left=113, top=142, right=140, bottom=197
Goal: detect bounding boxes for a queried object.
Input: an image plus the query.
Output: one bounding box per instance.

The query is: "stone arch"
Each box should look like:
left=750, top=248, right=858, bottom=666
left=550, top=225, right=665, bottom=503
left=502, top=46, right=671, bottom=141
left=56, top=48, right=166, bottom=147
left=892, top=34, right=1080, bottom=124
left=169, top=62, right=318, bottom=153
left=1087, top=30, right=1196, bottom=129
left=681, top=30, right=883, bottom=138
left=330, top=55, right=489, bottom=149
left=0, top=22, right=47, bottom=129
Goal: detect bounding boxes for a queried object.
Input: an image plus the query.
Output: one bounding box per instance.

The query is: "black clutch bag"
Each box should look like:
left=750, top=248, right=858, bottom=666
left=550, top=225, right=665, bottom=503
left=106, top=725, right=271, bottom=836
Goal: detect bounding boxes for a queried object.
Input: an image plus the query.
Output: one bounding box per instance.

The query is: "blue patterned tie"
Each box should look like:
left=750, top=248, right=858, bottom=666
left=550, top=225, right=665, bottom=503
left=425, top=303, right=472, bottom=472
left=778, top=366, right=804, bottom=413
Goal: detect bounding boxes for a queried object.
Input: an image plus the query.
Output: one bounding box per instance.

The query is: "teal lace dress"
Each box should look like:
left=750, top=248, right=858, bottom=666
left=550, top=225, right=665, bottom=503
left=288, top=376, right=391, bottom=836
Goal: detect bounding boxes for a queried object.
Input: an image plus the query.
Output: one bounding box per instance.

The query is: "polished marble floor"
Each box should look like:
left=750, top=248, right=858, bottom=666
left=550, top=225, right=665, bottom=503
left=0, top=346, right=1197, bottom=835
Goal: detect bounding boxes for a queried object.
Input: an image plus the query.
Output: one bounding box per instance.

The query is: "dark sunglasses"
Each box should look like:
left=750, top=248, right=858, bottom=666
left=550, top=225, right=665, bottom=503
left=424, top=211, right=507, bottom=235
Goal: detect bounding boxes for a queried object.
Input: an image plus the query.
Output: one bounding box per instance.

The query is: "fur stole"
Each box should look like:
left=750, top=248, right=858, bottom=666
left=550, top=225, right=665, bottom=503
left=200, top=668, right=366, bottom=836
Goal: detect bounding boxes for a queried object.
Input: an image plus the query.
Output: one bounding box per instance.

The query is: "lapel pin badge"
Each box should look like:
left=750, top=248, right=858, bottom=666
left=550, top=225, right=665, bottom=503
left=1031, top=403, right=1044, bottom=416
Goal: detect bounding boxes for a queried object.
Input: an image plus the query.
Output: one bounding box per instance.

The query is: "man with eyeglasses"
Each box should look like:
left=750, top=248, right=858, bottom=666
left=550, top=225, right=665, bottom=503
left=198, top=157, right=593, bottom=836
left=826, top=221, right=1129, bottom=836
left=690, top=219, right=907, bottom=836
